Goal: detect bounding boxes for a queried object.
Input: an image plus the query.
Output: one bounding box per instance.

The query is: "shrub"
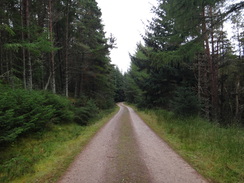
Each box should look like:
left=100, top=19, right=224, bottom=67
left=0, top=85, right=109, bottom=145
left=74, top=97, right=99, bottom=125
left=42, top=92, right=74, bottom=123
left=0, top=87, right=74, bottom=144
left=0, top=89, right=55, bottom=144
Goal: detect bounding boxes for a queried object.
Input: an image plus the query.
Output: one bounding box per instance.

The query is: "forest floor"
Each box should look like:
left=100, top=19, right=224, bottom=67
left=58, top=103, right=208, bottom=183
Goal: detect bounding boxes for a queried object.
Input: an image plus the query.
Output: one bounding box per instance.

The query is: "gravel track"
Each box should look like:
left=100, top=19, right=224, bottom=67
left=58, top=103, right=208, bottom=183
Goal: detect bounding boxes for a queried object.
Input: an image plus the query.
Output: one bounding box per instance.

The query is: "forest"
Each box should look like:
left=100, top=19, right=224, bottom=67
left=0, top=0, right=244, bottom=182
left=0, top=0, right=243, bottom=148
left=0, top=0, right=244, bottom=146
left=0, top=0, right=120, bottom=144
left=123, top=0, right=244, bottom=125
left=0, top=0, right=118, bottom=100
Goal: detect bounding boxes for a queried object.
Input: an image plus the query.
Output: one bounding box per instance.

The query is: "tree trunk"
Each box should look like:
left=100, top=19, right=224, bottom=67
left=23, top=0, right=32, bottom=90
left=197, top=54, right=201, bottom=103
left=6, top=53, right=9, bottom=83
left=209, top=6, right=219, bottom=120
left=9, top=51, right=14, bottom=89
left=74, top=79, right=79, bottom=98
left=201, top=6, right=210, bottom=120
left=65, top=0, right=70, bottom=97
left=0, top=40, right=3, bottom=76
left=49, top=0, right=56, bottom=93
left=20, top=0, right=26, bottom=89
left=235, top=75, right=240, bottom=121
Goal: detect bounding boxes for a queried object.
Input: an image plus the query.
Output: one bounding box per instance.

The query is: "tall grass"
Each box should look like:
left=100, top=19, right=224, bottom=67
left=0, top=107, right=118, bottom=183
left=136, top=108, right=244, bottom=183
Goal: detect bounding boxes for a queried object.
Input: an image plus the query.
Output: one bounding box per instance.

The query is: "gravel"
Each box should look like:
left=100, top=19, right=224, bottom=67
left=58, top=103, right=208, bottom=183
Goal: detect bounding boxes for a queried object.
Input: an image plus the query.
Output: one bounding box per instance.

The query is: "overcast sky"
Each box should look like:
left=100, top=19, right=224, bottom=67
left=96, top=0, right=157, bottom=73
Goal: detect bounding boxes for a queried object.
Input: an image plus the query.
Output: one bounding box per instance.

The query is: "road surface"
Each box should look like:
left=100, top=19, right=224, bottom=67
left=58, top=103, right=208, bottom=183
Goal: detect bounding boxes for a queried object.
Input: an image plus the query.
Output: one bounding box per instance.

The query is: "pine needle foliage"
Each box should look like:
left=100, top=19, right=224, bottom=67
left=0, top=84, right=104, bottom=145
left=0, top=86, right=74, bottom=145
left=170, top=86, right=200, bottom=116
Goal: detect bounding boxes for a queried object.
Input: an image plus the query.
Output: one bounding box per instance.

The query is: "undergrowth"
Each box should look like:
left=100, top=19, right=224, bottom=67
left=135, top=108, right=244, bottom=183
left=0, top=107, right=118, bottom=183
left=0, top=85, right=108, bottom=145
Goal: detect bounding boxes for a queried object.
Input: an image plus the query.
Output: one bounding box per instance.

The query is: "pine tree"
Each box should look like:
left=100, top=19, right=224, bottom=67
left=136, top=0, right=244, bottom=123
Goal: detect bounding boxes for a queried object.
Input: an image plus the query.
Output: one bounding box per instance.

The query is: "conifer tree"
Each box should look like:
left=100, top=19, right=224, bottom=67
left=132, top=0, right=244, bottom=123
left=0, top=0, right=117, bottom=108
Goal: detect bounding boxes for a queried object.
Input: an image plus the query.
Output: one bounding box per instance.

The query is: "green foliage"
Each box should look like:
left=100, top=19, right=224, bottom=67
left=219, top=57, right=244, bottom=124
left=113, top=67, right=125, bottom=102
left=4, top=32, right=59, bottom=55
left=0, top=89, right=52, bottom=144
left=0, top=87, right=74, bottom=144
left=124, top=46, right=149, bottom=105
left=129, top=0, right=244, bottom=125
left=0, top=82, right=114, bottom=145
left=0, top=0, right=115, bottom=109
left=171, top=87, right=200, bottom=116
left=127, top=44, right=196, bottom=109
left=0, top=24, right=15, bottom=36
left=74, top=97, right=99, bottom=125
left=124, top=74, right=143, bottom=105
left=43, top=93, right=74, bottom=123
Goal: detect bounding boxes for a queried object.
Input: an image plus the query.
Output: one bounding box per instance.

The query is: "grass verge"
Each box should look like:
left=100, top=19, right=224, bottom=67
left=0, top=106, right=119, bottom=183
left=133, top=107, right=244, bottom=183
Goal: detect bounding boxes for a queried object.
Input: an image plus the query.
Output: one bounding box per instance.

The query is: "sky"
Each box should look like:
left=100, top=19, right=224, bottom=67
left=96, top=0, right=158, bottom=73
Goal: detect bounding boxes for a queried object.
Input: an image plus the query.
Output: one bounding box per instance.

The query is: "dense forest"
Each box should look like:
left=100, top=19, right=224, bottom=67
left=0, top=0, right=117, bottom=103
left=0, top=0, right=121, bottom=144
left=124, top=0, right=244, bottom=125
left=0, top=0, right=243, bottom=182
left=1, top=0, right=244, bottom=144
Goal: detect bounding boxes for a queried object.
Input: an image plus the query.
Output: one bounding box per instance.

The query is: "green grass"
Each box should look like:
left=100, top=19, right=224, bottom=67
left=0, top=107, right=119, bottom=183
left=134, top=107, right=244, bottom=183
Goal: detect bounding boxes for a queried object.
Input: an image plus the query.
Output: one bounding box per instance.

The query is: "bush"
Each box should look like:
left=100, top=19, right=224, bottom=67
left=0, top=84, right=110, bottom=145
left=0, top=89, right=52, bottom=144
left=0, top=87, right=74, bottom=144
left=74, top=97, right=99, bottom=125
left=43, top=92, right=74, bottom=123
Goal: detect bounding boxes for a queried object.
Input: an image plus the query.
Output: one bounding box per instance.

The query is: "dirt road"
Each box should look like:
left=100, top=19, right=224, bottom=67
left=58, top=103, right=208, bottom=183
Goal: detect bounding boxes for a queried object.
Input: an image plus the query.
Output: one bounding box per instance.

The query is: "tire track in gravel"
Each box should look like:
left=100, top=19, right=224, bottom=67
left=58, top=103, right=208, bottom=183
left=104, top=105, right=151, bottom=183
